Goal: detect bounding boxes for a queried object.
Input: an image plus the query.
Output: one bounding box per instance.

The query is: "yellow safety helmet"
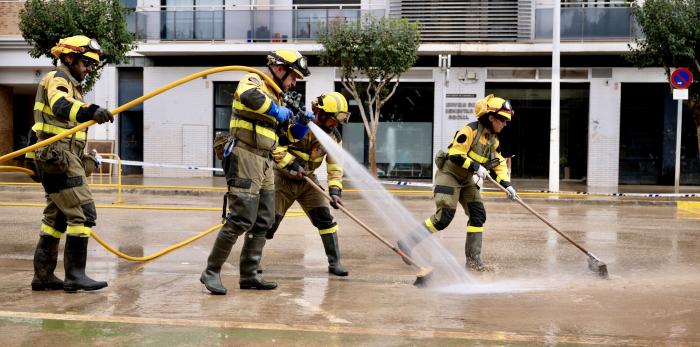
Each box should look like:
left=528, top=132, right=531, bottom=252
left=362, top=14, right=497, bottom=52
left=475, top=94, right=514, bottom=120
left=313, top=92, right=350, bottom=124
left=267, top=48, right=310, bottom=79
left=51, top=35, right=102, bottom=63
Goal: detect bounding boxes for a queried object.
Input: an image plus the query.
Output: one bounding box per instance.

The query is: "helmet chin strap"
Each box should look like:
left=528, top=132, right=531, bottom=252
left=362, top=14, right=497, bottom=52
left=479, top=114, right=496, bottom=133
left=67, top=53, right=86, bottom=82
left=268, top=65, right=292, bottom=90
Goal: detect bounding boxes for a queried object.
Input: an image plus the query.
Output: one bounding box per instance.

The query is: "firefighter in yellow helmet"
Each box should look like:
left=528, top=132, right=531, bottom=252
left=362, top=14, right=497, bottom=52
left=29, top=35, right=113, bottom=292
left=200, top=49, right=314, bottom=295
left=265, top=92, right=351, bottom=276
left=397, top=94, right=518, bottom=271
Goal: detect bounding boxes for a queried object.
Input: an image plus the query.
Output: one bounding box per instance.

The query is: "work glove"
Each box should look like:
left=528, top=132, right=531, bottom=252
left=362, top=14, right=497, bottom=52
left=505, top=186, right=519, bottom=200
left=288, top=161, right=305, bottom=177
left=93, top=107, right=114, bottom=124
left=267, top=103, right=294, bottom=123
left=298, top=110, right=315, bottom=125
left=329, top=187, right=342, bottom=209
left=475, top=164, right=489, bottom=179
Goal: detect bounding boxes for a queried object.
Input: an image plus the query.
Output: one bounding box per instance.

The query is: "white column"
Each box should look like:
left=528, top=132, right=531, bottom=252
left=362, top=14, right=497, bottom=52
left=674, top=99, right=683, bottom=193
left=587, top=79, right=621, bottom=192
left=549, top=0, right=561, bottom=192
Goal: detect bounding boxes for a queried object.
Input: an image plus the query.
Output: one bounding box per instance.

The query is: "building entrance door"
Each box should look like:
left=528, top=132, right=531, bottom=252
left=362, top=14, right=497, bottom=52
left=486, top=82, right=589, bottom=179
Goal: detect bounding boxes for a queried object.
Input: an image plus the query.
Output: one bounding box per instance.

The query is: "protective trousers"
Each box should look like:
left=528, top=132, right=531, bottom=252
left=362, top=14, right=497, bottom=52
left=201, top=146, right=277, bottom=294
left=266, top=174, right=347, bottom=276
left=400, top=166, right=488, bottom=270
left=34, top=140, right=106, bottom=291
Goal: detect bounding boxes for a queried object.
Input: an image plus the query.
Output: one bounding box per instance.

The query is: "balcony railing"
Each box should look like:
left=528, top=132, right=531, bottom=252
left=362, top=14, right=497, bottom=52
left=534, top=6, right=639, bottom=41
left=125, top=2, right=638, bottom=44
left=127, top=8, right=384, bottom=42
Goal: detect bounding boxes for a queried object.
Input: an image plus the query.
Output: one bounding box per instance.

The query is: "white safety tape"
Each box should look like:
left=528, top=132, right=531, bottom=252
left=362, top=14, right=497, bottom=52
left=101, top=159, right=223, bottom=172
left=374, top=180, right=698, bottom=197
left=99, top=159, right=699, bottom=198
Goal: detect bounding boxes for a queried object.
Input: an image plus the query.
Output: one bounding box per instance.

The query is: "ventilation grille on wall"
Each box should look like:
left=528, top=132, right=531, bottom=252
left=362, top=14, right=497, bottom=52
left=389, top=0, right=534, bottom=42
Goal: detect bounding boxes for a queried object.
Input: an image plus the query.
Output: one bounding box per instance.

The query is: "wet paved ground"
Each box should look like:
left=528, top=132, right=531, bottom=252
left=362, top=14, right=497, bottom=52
left=0, top=181, right=699, bottom=346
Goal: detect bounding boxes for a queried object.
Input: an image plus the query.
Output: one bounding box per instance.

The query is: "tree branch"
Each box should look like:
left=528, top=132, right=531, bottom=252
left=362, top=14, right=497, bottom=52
left=378, top=74, right=399, bottom=109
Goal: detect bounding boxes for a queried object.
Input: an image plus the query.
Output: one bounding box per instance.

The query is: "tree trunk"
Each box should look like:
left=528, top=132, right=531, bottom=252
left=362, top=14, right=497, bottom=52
left=368, top=135, right=377, bottom=177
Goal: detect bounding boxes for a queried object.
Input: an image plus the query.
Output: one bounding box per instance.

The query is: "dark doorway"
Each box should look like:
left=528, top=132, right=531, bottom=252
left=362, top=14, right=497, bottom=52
left=619, top=83, right=663, bottom=184
left=486, top=83, right=590, bottom=180
left=118, top=68, right=144, bottom=175
left=12, top=94, right=34, bottom=152
left=619, top=83, right=697, bottom=185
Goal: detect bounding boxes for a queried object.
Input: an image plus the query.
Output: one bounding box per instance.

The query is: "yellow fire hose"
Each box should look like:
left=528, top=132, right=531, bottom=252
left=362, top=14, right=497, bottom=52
left=0, top=66, right=281, bottom=164
left=0, top=166, right=35, bottom=176
left=91, top=223, right=223, bottom=262
left=0, top=65, right=282, bottom=261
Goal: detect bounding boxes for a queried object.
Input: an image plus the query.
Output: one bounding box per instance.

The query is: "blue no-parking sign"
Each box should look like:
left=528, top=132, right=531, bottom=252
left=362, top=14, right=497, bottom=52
left=670, top=68, right=693, bottom=89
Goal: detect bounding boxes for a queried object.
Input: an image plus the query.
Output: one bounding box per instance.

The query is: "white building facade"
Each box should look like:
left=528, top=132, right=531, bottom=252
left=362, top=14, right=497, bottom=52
left=1, top=0, right=697, bottom=190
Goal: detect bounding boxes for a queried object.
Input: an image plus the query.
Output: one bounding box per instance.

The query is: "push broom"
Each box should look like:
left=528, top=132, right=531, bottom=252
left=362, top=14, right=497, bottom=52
left=303, top=176, right=434, bottom=287
left=485, top=175, right=608, bottom=278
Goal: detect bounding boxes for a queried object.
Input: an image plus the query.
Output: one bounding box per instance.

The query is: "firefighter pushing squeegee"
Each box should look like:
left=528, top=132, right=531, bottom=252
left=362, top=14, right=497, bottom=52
left=397, top=95, right=519, bottom=273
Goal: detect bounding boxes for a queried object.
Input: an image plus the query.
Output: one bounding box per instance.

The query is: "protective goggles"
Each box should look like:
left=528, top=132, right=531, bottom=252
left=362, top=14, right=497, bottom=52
left=59, top=39, right=103, bottom=55
left=333, top=111, right=350, bottom=123
left=488, top=99, right=514, bottom=118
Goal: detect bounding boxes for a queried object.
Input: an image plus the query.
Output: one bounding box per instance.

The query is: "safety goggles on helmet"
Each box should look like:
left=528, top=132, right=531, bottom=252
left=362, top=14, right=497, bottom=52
left=333, top=110, right=350, bottom=123
left=268, top=50, right=310, bottom=79
left=52, top=36, right=102, bottom=63
left=315, top=92, right=350, bottom=124
left=487, top=98, right=514, bottom=120
left=59, top=39, right=101, bottom=55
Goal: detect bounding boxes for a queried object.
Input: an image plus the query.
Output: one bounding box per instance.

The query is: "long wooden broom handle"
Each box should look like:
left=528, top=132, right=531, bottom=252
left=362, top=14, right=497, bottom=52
left=485, top=175, right=597, bottom=258
left=302, top=175, right=424, bottom=269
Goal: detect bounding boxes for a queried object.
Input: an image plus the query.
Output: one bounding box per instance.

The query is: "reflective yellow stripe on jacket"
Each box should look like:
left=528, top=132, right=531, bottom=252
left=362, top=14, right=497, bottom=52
left=229, top=118, right=277, bottom=142
left=32, top=122, right=87, bottom=140
left=34, top=102, right=54, bottom=116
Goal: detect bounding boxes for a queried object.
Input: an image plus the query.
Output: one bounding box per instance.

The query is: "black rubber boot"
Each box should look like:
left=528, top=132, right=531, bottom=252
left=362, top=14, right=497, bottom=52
left=31, top=234, right=64, bottom=291
left=466, top=232, right=489, bottom=272
left=200, top=231, right=237, bottom=295
left=397, top=226, right=430, bottom=265
left=321, top=233, right=348, bottom=276
left=63, top=235, right=108, bottom=292
left=239, top=234, right=277, bottom=290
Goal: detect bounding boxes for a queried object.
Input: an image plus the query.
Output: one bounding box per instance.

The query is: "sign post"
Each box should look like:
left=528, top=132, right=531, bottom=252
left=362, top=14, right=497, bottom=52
left=670, top=68, right=692, bottom=193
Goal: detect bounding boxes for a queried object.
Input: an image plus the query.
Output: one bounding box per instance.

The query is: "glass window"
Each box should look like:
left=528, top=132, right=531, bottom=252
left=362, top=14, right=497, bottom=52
left=161, top=0, right=223, bottom=40
left=337, top=82, right=434, bottom=178
left=487, top=69, right=537, bottom=80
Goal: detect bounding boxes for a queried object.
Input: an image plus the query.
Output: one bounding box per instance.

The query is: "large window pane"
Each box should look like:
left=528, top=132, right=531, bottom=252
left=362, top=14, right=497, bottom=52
left=338, top=82, right=434, bottom=178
